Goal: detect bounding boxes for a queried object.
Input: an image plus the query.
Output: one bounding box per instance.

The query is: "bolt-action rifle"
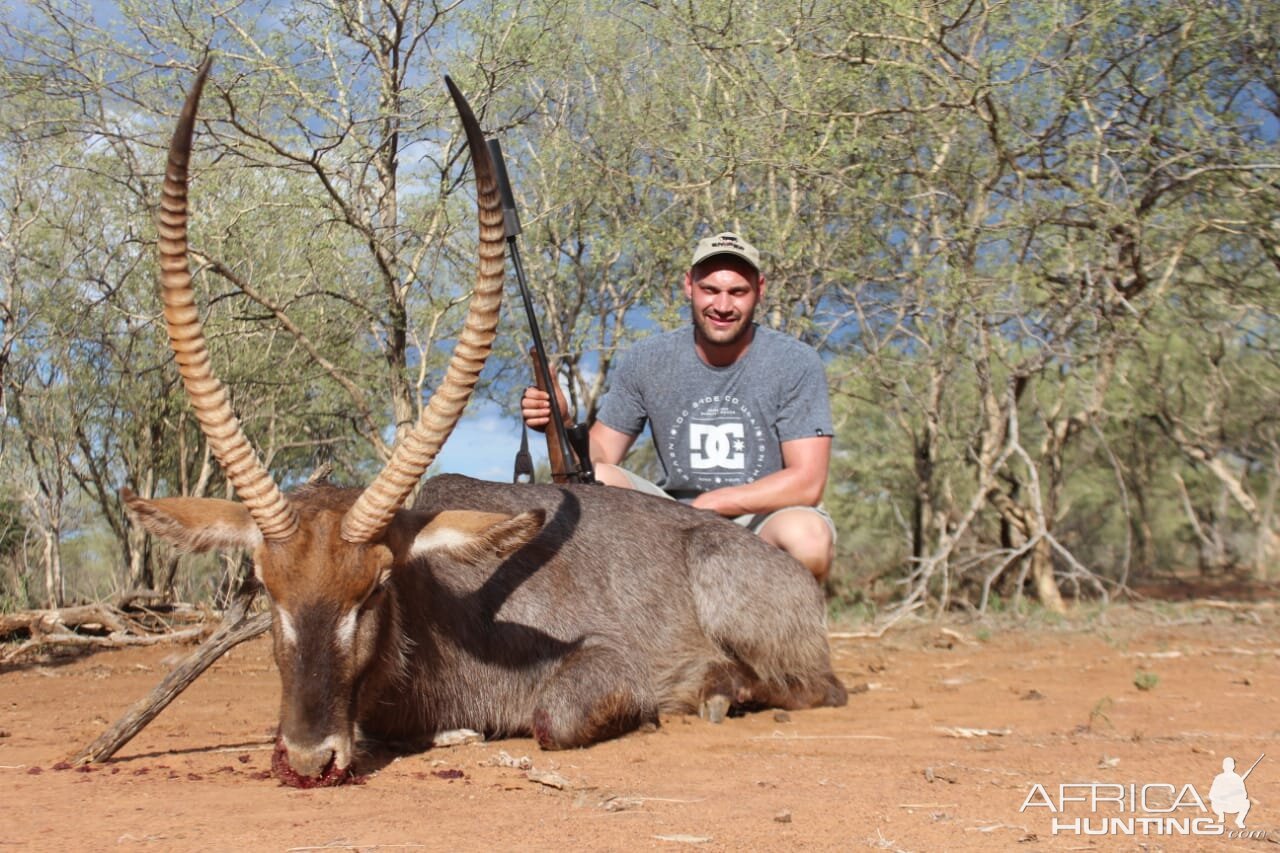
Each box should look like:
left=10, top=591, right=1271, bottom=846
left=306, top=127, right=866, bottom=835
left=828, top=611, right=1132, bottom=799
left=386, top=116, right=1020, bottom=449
left=486, top=137, right=595, bottom=485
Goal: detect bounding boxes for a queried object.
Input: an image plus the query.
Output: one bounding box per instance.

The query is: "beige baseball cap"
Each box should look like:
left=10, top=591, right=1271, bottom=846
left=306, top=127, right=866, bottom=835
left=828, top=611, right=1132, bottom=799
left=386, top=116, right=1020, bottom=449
left=690, top=231, right=760, bottom=272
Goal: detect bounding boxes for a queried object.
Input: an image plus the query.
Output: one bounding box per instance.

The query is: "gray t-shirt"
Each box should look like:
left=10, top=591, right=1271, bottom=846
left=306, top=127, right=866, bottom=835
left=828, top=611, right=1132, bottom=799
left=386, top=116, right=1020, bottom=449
left=597, top=324, right=833, bottom=496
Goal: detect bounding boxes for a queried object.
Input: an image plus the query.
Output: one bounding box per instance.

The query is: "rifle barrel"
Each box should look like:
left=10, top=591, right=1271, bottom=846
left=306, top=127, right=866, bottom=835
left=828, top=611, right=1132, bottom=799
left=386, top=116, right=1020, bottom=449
left=486, top=137, right=578, bottom=480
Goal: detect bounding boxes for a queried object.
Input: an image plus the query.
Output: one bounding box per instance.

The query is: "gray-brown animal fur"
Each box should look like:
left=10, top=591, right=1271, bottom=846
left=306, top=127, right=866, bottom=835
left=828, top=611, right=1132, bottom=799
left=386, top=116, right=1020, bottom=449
left=354, top=475, right=846, bottom=751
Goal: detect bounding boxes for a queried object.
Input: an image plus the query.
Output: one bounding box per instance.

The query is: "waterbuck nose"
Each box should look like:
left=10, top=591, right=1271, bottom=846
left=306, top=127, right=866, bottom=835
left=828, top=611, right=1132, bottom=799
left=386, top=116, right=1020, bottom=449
left=288, top=742, right=337, bottom=778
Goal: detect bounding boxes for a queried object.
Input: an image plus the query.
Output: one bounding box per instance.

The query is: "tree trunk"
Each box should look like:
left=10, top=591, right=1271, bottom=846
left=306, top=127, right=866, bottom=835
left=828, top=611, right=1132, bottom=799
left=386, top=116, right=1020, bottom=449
left=989, top=487, right=1067, bottom=613
left=41, top=530, right=63, bottom=608
left=1030, top=537, right=1066, bottom=614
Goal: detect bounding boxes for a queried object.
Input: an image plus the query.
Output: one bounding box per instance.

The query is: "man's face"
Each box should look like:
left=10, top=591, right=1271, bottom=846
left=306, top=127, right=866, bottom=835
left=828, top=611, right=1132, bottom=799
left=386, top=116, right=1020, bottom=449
left=683, top=257, right=764, bottom=348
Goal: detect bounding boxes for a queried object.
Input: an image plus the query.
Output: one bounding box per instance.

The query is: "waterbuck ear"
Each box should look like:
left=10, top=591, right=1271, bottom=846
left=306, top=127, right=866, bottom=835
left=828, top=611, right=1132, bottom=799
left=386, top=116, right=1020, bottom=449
left=121, top=488, right=264, bottom=553
left=407, top=509, right=545, bottom=562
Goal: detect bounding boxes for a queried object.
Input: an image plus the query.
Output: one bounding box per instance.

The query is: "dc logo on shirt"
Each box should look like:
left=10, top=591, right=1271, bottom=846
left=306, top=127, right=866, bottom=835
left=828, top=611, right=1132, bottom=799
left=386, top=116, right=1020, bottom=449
left=689, top=422, right=746, bottom=470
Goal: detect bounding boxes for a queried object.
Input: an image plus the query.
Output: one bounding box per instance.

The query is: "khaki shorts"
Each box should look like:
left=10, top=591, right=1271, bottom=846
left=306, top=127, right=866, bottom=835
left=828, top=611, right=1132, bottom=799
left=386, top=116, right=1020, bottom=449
left=614, top=468, right=836, bottom=539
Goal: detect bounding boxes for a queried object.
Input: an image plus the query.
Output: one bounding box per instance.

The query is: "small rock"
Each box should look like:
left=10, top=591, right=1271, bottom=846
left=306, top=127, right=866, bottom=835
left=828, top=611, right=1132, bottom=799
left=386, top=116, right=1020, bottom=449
left=431, top=728, right=483, bottom=747
left=773, top=710, right=791, bottom=723
left=492, top=751, right=532, bottom=770
left=601, top=795, right=642, bottom=812
left=526, top=768, right=571, bottom=790
left=773, top=809, right=792, bottom=824
left=923, top=766, right=957, bottom=784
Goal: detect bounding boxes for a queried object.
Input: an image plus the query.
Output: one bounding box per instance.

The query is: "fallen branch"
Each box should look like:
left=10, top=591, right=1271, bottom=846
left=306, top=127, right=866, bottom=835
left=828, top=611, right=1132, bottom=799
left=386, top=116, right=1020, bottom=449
left=1, top=626, right=206, bottom=665
left=70, top=575, right=269, bottom=766
left=0, top=603, right=130, bottom=640
left=0, top=599, right=220, bottom=666
left=936, top=726, right=1012, bottom=738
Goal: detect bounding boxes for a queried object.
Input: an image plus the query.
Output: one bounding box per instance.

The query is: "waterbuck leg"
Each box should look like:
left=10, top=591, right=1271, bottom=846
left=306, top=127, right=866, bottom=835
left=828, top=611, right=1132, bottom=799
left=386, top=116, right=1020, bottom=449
left=734, top=669, right=850, bottom=713
left=698, top=660, right=752, bottom=724
left=697, top=657, right=848, bottom=722
left=70, top=573, right=269, bottom=766
left=683, top=523, right=849, bottom=714
left=531, top=644, right=657, bottom=750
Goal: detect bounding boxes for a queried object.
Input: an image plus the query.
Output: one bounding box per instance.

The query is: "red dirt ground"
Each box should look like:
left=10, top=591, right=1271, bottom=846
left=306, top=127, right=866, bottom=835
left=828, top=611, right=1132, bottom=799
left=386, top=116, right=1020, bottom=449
left=3, top=603, right=1279, bottom=851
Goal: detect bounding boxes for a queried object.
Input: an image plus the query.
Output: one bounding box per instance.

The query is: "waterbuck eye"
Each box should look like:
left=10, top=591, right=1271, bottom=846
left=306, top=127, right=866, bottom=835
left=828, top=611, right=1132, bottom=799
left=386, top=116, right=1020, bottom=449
left=358, top=568, right=390, bottom=611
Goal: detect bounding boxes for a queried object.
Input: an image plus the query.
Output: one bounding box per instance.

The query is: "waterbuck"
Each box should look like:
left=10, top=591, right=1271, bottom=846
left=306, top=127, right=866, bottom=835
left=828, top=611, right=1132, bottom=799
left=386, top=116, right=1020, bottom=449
left=125, top=62, right=847, bottom=786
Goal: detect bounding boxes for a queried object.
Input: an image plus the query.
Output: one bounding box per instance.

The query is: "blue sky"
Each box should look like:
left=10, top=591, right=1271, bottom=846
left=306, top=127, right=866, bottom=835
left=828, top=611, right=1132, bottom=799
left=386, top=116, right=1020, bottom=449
left=431, top=401, right=533, bottom=483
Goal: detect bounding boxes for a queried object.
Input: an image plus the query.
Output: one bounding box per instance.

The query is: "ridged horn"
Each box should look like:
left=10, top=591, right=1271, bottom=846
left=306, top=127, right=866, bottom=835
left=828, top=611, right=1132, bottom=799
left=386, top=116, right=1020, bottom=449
left=158, top=58, right=300, bottom=541
left=340, top=77, right=506, bottom=543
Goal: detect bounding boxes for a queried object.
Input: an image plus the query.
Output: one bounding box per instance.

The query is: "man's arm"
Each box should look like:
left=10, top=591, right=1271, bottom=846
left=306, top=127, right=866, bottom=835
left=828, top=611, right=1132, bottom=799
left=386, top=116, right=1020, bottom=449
left=690, top=435, right=832, bottom=517
left=588, top=421, right=636, bottom=465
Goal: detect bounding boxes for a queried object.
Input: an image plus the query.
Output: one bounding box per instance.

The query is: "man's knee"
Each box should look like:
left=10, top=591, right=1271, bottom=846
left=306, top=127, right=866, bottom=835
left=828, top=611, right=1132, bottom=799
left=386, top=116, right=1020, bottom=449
left=593, top=463, right=636, bottom=490
left=758, top=510, right=833, bottom=583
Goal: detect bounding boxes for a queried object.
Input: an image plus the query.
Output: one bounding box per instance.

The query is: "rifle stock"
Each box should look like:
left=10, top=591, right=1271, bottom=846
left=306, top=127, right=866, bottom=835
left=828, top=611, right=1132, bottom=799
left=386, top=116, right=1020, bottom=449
left=530, top=346, right=571, bottom=484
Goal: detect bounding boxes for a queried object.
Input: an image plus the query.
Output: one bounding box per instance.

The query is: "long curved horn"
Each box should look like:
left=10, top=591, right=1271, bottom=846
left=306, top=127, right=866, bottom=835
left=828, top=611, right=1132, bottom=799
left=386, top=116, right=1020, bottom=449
left=340, top=77, right=505, bottom=543
left=158, top=59, right=299, bottom=540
